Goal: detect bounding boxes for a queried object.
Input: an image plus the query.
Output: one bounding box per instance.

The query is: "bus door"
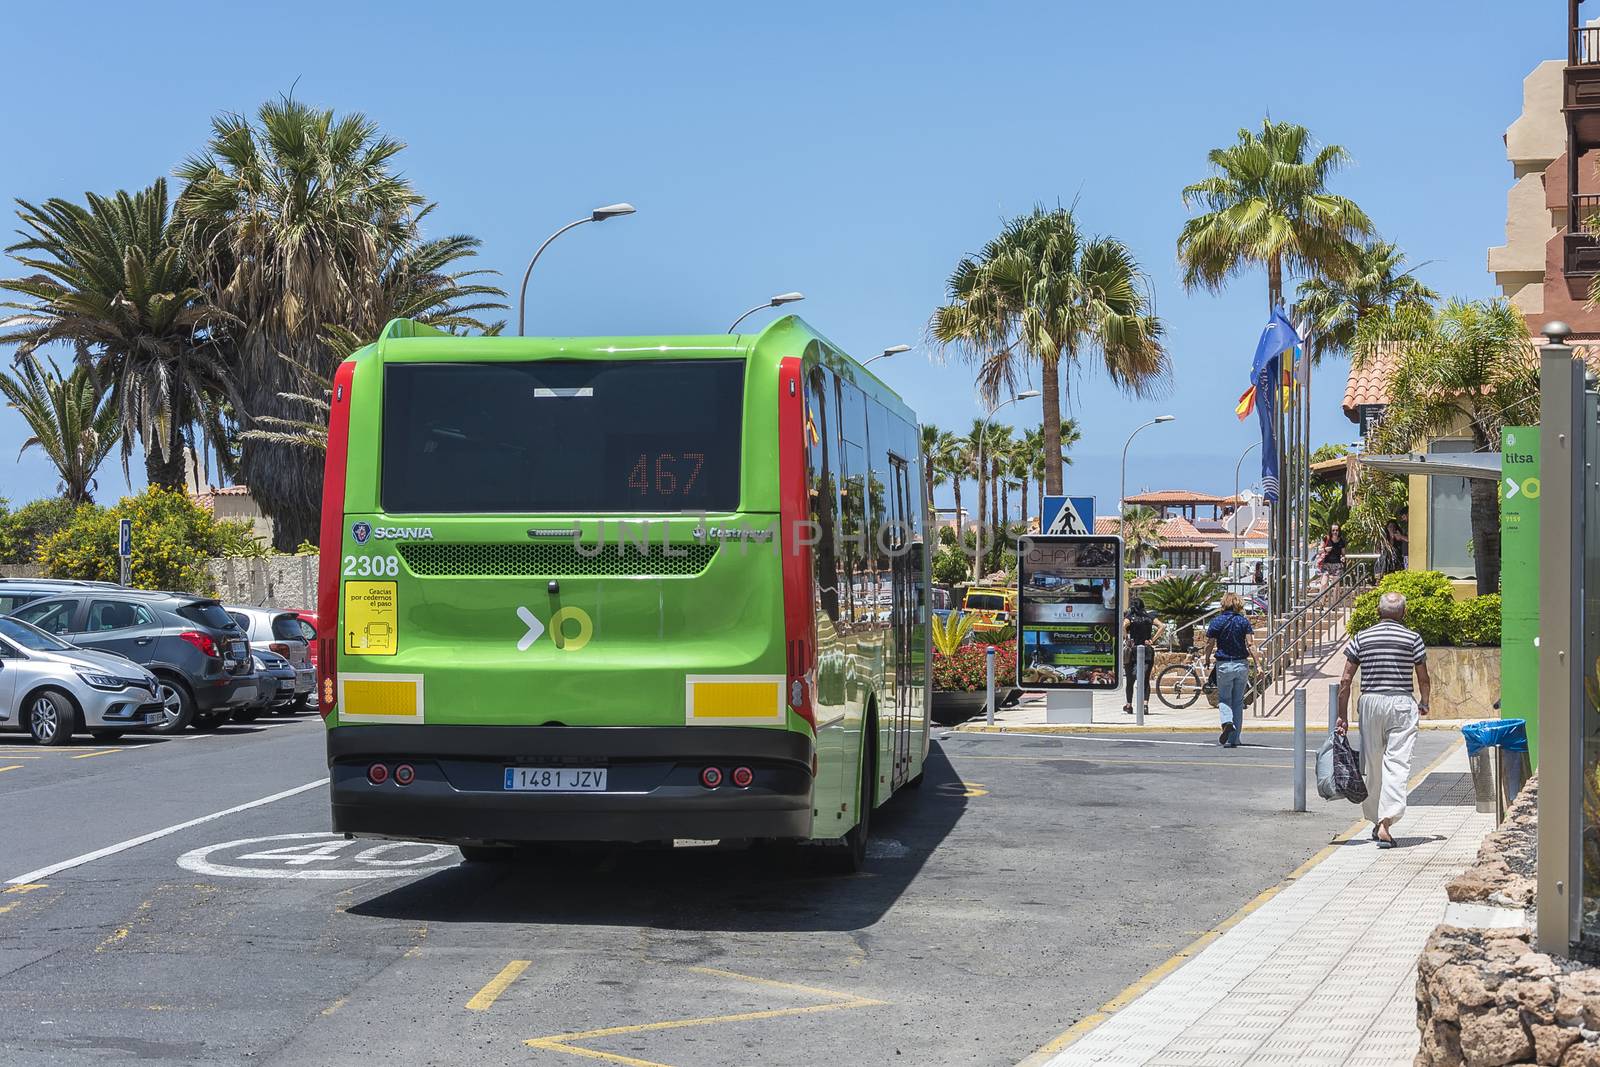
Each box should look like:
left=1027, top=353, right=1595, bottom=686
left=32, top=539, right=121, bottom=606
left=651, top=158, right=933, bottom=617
left=888, top=454, right=915, bottom=787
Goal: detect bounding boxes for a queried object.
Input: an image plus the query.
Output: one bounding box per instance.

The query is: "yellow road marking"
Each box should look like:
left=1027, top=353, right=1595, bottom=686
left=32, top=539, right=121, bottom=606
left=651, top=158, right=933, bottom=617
left=466, top=959, right=531, bottom=1011
left=4, top=884, right=47, bottom=894
left=525, top=966, right=884, bottom=1066
left=0, top=765, right=22, bottom=773
left=1016, top=738, right=1466, bottom=1065
left=96, top=927, right=130, bottom=952
left=70, top=750, right=116, bottom=760
left=321, top=996, right=348, bottom=1018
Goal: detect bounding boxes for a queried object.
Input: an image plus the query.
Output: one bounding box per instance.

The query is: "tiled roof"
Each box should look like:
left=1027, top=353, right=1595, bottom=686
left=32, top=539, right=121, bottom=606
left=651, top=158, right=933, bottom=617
left=1342, top=341, right=1404, bottom=421
left=1092, top=515, right=1220, bottom=547
left=189, top=484, right=253, bottom=512
left=1124, top=489, right=1226, bottom=505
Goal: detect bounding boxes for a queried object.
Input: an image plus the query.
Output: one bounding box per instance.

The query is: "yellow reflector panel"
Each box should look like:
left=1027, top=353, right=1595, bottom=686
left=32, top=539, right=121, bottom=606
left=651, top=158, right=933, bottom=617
left=684, top=675, right=783, bottom=725
left=338, top=674, right=425, bottom=723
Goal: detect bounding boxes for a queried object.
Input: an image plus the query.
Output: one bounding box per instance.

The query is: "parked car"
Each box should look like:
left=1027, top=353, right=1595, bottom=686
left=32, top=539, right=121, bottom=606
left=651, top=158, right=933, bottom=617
left=233, top=649, right=297, bottom=722
left=225, top=606, right=315, bottom=712
left=0, top=578, right=124, bottom=616
left=0, top=616, right=164, bottom=744
left=8, top=590, right=254, bottom=733
left=292, top=610, right=321, bottom=709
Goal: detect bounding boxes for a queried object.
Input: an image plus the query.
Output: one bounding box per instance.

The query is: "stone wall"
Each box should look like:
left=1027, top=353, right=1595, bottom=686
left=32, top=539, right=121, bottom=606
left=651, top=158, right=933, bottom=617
left=1415, top=778, right=1600, bottom=1066
left=205, top=555, right=318, bottom=609
left=1352, top=646, right=1501, bottom=721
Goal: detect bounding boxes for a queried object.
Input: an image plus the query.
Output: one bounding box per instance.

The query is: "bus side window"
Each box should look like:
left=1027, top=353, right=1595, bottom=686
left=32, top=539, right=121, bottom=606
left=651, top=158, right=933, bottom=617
left=836, top=376, right=868, bottom=626
left=806, top=366, right=840, bottom=624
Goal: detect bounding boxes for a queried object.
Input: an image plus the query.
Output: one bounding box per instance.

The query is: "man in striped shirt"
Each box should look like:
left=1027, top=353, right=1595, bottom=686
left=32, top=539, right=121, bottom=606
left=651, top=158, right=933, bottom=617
left=1335, top=592, right=1431, bottom=848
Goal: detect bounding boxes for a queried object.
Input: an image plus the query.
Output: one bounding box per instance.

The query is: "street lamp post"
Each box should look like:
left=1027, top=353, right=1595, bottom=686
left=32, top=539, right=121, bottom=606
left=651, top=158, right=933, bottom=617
left=863, top=344, right=911, bottom=368
left=974, top=389, right=1040, bottom=578
left=1119, top=415, right=1176, bottom=551
left=727, top=292, right=805, bottom=333
left=1232, top=441, right=1260, bottom=584
left=517, top=203, right=637, bottom=335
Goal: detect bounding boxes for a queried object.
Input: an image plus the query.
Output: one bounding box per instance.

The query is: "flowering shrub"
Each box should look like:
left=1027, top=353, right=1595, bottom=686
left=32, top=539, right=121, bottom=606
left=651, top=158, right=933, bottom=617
left=933, top=642, right=1017, bottom=692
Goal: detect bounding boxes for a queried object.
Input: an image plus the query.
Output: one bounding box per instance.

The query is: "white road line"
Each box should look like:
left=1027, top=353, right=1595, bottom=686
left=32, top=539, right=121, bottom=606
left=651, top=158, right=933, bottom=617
left=5, top=778, right=328, bottom=885
left=943, top=731, right=1238, bottom=751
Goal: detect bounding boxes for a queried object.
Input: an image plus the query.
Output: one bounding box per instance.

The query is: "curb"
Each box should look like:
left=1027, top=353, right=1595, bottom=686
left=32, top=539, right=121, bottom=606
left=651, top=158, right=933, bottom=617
left=1013, top=737, right=1467, bottom=1066
left=954, top=720, right=1468, bottom=736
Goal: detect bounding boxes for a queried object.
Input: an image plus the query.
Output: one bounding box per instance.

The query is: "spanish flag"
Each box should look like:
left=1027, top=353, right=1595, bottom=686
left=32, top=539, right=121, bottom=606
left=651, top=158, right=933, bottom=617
left=1235, top=385, right=1255, bottom=420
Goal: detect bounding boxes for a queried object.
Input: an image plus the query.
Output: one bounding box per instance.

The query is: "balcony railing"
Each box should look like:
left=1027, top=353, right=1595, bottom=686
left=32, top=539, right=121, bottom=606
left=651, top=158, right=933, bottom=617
left=1574, top=25, right=1600, bottom=64
left=1577, top=194, right=1600, bottom=235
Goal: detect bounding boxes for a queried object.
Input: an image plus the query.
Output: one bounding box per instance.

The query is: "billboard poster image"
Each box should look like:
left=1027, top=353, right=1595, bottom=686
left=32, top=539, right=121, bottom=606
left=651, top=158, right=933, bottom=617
left=1017, top=534, right=1123, bottom=690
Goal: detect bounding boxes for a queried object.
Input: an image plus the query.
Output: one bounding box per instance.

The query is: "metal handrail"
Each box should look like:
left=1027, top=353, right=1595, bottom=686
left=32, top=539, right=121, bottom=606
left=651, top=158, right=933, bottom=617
left=1251, top=562, right=1373, bottom=718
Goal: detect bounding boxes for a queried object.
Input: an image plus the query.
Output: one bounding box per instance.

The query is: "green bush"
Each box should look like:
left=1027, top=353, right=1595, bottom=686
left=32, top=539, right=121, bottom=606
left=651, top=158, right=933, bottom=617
left=1347, top=569, right=1498, bottom=647
left=0, top=497, right=86, bottom=564
left=1452, top=593, right=1501, bottom=646
left=36, top=486, right=262, bottom=592
left=932, top=544, right=969, bottom=587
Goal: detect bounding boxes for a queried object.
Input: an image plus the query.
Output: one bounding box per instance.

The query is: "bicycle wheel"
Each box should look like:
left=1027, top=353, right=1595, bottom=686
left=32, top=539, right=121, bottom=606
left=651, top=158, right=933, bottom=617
left=1156, top=664, right=1203, bottom=709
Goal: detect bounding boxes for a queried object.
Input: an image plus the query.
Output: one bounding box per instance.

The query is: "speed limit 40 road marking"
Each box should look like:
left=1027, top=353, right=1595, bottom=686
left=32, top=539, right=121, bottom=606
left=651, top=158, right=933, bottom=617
left=178, top=832, right=456, bottom=879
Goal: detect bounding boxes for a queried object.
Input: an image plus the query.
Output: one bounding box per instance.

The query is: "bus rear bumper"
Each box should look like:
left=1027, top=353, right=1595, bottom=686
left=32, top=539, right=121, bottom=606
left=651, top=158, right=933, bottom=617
left=326, top=724, right=815, bottom=844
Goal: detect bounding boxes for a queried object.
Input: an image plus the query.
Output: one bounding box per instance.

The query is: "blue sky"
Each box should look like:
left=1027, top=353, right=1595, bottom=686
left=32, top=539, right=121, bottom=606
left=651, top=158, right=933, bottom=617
left=0, top=1, right=1556, bottom=521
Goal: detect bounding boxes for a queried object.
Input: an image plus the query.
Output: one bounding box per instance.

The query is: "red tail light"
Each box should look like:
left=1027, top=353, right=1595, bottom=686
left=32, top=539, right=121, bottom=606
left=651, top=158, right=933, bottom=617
left=178, top=631, right=218, bottom=659
left=316, top=360, right=357, bottom=721
left=268, top=642, right=290, bottom=657
left=394, top=764, right=415, bottom=786
left=367, top=763, right=389, bottom=785
left=700, top=767, right=723, bottom=789
left=777, top=357, right=817, bottom=732
left=731, top=766, right=753, bottom=788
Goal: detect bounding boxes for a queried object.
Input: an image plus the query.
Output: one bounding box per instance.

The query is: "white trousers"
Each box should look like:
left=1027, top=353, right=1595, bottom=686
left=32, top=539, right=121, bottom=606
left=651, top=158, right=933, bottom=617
left=1357, top=692, right=1418, bottom=827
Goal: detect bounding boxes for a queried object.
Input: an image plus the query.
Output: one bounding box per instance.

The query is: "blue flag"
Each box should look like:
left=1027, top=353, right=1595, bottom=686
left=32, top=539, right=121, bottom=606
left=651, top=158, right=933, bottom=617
left=1251, top=308, right=1301, bottom=503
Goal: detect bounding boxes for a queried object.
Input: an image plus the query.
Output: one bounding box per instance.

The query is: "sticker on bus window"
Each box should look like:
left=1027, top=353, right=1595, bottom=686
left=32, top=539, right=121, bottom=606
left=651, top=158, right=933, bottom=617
left=344, top=581, right=398, bottom=656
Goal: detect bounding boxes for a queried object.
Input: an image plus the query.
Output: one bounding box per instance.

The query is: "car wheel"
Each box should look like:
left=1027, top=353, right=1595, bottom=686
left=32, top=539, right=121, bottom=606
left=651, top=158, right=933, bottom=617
left=90, top=730, right=124, bottom=742
left=150, top=678, right=194, bottom=734
left=189, top=712, right=225, bottom=733
left=26, top=691, right=75, bottom=746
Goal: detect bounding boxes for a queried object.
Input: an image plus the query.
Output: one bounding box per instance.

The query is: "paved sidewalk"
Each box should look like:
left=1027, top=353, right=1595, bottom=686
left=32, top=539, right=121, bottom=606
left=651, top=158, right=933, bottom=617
left=1032, top=743, right=1491, bottom=1066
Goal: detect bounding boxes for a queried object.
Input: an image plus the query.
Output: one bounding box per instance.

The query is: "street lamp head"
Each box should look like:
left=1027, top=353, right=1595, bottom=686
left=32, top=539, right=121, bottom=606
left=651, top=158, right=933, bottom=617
left=770, top=292, right=804, bottom=307
left=881, top=344, right=912, bottom=357
left=1154, top=414, right=1176, bottom=424
left=591, top=202, right=637, bottom=221
left=1015, top=389, right=1042, bottom=401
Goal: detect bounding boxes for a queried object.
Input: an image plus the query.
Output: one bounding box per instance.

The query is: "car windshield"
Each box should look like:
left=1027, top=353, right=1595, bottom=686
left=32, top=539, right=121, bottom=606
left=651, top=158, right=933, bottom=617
left=966, top=594, right=1007, bottom=611
left=179, top=601, right=238, bottom=630
left=271, top=615, right=306, bottom=641
left=0, top=615, right=74, bottom=652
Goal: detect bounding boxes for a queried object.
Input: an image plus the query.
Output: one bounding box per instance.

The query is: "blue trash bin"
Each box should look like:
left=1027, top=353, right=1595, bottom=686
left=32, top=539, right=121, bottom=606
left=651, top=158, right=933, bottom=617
left=1460, top=718, right=1530, bottom=823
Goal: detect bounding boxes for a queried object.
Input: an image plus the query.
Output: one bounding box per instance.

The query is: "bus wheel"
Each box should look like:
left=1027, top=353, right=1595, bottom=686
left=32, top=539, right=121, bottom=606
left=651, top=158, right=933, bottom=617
left=459, top=845, right=516, bottom=864
left=827, top=717, right=875, bottom=874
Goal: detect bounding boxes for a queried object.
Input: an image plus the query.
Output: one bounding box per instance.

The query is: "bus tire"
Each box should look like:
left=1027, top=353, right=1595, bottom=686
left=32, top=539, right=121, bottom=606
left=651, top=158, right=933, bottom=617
left=826, top=710, right=876, bottom=874
left=459, top=845, right=516, bottom=864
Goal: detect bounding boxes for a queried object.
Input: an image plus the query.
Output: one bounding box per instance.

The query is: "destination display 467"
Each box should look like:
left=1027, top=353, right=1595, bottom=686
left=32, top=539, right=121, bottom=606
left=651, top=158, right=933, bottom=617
left=1017, top=535, right=1123, bottom=690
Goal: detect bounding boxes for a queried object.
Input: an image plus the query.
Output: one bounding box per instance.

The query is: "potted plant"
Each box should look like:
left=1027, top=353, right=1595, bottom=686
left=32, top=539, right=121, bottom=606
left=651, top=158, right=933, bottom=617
left=1141, top=572, right=1222, bottom=651
left=931, top=612, right=1019, bottom=725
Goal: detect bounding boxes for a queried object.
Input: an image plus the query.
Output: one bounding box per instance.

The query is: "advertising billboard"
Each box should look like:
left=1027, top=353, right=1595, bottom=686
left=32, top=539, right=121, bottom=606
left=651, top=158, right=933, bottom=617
left=1017, top=534, right=1123, bottom=690
left=1501, top=426, right=1539, bottom=752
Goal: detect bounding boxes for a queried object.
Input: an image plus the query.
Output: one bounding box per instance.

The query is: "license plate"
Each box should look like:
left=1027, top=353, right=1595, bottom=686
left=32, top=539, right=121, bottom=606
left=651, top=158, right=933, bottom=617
left=503, top=767, right=607, bottom=792
left=141, top=711, right=163, bottom=725
left=228, top=640, right=247, bottom=662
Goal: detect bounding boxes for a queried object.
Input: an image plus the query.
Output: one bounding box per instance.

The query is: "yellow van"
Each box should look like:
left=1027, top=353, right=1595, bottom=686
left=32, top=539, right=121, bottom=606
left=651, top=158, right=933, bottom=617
left=963, top=586, right=1018, bottom=634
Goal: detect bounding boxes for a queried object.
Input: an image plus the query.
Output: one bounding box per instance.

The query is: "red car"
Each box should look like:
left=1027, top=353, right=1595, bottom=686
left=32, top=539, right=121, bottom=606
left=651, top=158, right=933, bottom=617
left=291, top=610, right=320, bottom=707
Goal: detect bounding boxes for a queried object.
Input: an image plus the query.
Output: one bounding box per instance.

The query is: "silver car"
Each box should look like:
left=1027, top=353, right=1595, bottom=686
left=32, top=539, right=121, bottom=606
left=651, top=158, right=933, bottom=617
left=225, top=606, right=315, bottom=711
left=0, top=616, right=164, bottom=744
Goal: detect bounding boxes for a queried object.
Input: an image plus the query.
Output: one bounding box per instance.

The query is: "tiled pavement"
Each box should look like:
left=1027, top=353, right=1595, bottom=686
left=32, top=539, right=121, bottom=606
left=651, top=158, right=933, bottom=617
left=1038, top=745, right=1491, bottom=1067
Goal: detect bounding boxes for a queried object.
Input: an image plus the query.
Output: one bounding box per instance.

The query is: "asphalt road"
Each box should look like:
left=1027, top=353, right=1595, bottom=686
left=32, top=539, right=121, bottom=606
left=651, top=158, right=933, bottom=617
left=0, top=718, right=1455, bottom=1066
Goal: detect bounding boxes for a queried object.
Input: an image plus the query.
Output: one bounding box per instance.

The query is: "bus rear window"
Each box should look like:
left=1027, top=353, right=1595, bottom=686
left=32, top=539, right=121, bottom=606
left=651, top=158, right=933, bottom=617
left=381, top=360, right=745, bottom=513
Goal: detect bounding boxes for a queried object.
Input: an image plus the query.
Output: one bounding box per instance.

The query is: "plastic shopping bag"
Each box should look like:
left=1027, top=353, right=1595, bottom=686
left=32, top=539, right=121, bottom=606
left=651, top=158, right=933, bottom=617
left=1316, top=732, right=1368, bottom=804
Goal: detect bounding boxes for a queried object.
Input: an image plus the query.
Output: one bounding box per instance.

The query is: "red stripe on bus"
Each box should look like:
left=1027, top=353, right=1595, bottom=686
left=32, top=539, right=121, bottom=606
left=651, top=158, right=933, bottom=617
left=315, top=359, right=357, bottom=717
left=777, top=357, right=816, bottom=733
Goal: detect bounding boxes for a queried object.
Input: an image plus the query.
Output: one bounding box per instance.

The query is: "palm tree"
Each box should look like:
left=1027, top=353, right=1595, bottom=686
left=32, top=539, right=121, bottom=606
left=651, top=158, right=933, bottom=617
left=0, top=354, right=121, bottom=503
left=1120, top=505, right=1165, bottom=568
left=0, top=180, right=233, bottom=489
left=933, top=206, right=1168, bottom=498
left=175, top=97, right=505, bottom=549
left=920, top=424, right=956, bottom=527
left=1178, top=118, right=1373, bottom=311
left=983, top=422, right=1013, bottom=542
left=1354, top=298, right=1538, bottom=594
left=1292, top=240, right=1436, bottom=363
left=963, top=419, right=989, bottom=535
left=943, top=433, right=973, bottom=537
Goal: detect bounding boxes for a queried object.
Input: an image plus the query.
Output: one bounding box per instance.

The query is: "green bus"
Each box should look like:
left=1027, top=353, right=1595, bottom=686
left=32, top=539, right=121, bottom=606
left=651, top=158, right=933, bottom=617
left=317, top=315, right=930, bottom=870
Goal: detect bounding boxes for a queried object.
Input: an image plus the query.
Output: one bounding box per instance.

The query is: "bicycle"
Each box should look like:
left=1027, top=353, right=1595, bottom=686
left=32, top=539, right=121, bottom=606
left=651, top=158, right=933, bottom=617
left=1155, top=652, right=1266, bottom=710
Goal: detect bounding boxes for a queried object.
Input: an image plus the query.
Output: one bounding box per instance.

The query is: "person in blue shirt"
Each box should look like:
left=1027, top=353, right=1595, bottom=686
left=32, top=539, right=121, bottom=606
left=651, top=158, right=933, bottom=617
left=1205, top=592, right=1255, bottom=747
